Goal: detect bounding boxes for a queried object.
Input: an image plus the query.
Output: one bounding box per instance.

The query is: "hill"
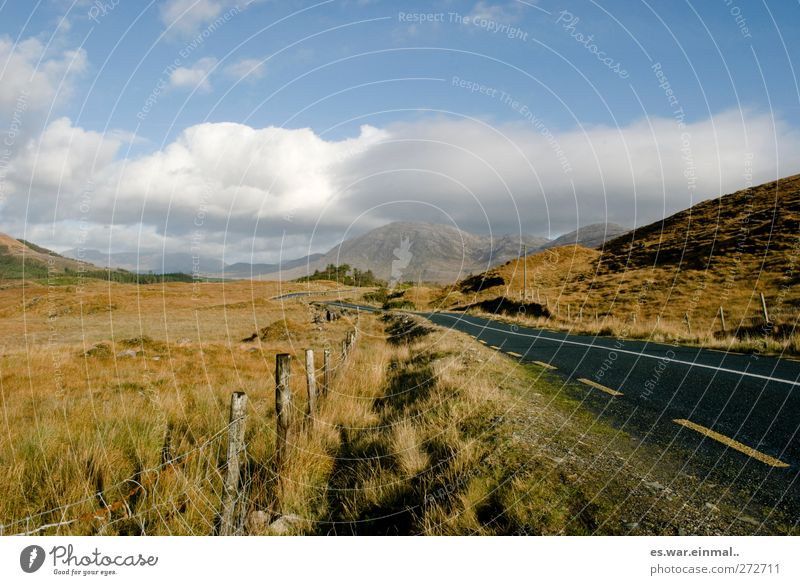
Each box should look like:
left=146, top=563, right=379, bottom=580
left=438, top=174, right=800, bottom=348
left=0, top=233, right=96, bottom=279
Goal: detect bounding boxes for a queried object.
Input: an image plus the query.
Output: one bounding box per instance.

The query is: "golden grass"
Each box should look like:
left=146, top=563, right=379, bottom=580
left=1, top=279, right=793, bottom=535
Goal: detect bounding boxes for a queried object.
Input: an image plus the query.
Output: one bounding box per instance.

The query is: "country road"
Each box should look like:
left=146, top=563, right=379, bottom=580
left=329, top=301, right=800, bottom=514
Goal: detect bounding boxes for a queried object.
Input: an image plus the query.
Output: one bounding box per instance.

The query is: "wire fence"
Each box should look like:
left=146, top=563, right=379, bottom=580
left=1, top=327, right=360, bottom=537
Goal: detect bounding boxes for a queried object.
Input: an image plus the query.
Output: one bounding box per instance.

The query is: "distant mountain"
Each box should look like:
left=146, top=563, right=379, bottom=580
left=60, top=221, right=628, bottom=283
left=62, top=248, right=324, bottom=278
left=63, top=249, right=217, bottom=274
left=542, top=222, right=628, bottom=250
left=258, top=222, right=559, bottom=283
left=220, top=253, right=324, bottom=279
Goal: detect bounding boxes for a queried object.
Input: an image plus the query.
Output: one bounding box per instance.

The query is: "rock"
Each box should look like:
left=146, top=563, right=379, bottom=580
left=704, top=502, right=719, bottom=513
left=268, top=513, right=304, bottom=535
left=152, top=356, right=161, bottom=361
left=625, top=522, right=639, bottom=530
left=116, top=349, right=138, bottom=358
left=176, top=338, right=191, bottom=346
left=644, top=480, right=665, bottom=491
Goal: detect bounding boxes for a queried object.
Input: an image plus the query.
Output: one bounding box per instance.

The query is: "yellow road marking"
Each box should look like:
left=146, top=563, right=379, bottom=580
left=507, top=351, right=523, bottom=358
left=577, top=378, right=623, bottom=396
left=533, top=361, right=557, bottom=370
left=490, top=345, right=501, bottom=350
left=673, top=419, right=789, bottom=468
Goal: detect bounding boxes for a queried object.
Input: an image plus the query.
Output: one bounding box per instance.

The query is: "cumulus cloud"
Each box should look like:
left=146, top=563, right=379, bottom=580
left=0, top=35, right=88, bottom=144
left=224, top=58, right=265, bottom=81
left=466, top=1, right=524, bottom=23
left=2, top=109, right=798, bottom=264
left=168, top=57, right=218, bottom=91
left=159, top=0, right=246, bottom=38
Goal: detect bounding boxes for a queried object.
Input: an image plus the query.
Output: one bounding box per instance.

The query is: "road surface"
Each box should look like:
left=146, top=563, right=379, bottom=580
left=330, top=301, right=800, bottom=513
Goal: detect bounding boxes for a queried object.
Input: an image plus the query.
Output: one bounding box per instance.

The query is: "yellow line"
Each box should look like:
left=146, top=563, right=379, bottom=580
left=577, top=378, right=623, bottom=396
left=507, top=351, right=523, bottom=358
left=533, top=361, right=557, bottom=370
left=490, top=345, right=501, bottom=350
left=673, top=419, right=789, bottom=468
left=478, top=339, right=487, bottom=344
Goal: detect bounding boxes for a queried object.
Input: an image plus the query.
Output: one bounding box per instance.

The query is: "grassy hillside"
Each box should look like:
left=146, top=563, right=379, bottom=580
left=412, top=174, right=800, bottom=354
left=0, top=233, right=205, bottom=284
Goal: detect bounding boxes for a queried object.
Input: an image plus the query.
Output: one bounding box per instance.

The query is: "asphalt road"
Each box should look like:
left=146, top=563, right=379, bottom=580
left=331, top=301, right=800, bottom=513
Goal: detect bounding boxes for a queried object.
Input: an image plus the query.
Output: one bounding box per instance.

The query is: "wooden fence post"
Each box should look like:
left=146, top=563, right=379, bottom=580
left=718, top=306, right=727, bottom=334
left=684, top=312, right=692, bottom=335
left=275, top=354, right=292, bottom=473
left=341, top=338, right=347, bottom=359
left=760, top=292, right=770, bottom=324
left=220, top=391, right=247, bottom=535
left=305, top=349, right=317, bottom=427
left=323, top=349, right=331, bottom=395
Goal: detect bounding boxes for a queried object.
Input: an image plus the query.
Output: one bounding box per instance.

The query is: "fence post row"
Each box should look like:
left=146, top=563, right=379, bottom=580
left=220, top=391, right=248, bottom=536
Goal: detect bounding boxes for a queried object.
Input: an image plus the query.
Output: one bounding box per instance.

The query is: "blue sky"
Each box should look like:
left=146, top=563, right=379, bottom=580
left=1, top=0, right=799, bottom=264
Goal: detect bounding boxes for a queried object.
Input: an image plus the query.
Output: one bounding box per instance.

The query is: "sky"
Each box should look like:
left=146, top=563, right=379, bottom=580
left=0, top=0, right=799, bottom=265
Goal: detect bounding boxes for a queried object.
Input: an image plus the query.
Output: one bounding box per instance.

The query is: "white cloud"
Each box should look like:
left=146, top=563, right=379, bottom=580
left=2, top=109, right=798, bottom=264
left=168, top=57, right=218, bottom=91
left=0, top=35, right=88, bottom=143
left=224, top=58, right=265, bottom=81
left=467, top=1, right=523, bottom=23
left=159, top=0, right=245, bottom=38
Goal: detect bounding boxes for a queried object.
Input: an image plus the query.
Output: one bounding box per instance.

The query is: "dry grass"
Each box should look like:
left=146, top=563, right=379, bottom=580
left=412, top=176, right=800, bottom=356
left=0, top=279, right=358, bottom=535
left=1, top=279, right=793, bottom=535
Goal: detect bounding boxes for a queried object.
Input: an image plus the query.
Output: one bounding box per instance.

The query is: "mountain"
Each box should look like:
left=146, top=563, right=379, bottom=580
left=62, top=248, right=324, bottom=278
left=0, top=233, right=97, bottom=279
left=220, top=253, right=324, bottom=279
left=63, top=249, right=216, bottom=274
left=541, top=222, right=629, bottom=250
left=257, top=222, right=560, bottom=283
left=447, top=174, right=800, bottom=330
left=61, top=221, right=627, bottom=283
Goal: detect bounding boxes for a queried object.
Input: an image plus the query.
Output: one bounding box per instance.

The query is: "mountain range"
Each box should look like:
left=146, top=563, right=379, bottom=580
left=57, top=222, right=626, bottom=283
